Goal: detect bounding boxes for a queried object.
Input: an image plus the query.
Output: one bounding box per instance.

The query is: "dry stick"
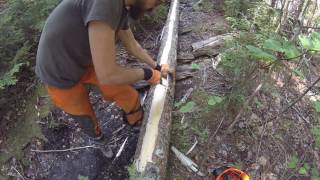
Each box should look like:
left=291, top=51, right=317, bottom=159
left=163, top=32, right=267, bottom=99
left=12, top=167, right=26, bottom=180
left=186, top=137, right=198, bottom=155
left=270, top=75, right=320, bottom=122
left=199, top=116, right=225, bottom=169
left=227, top=83, right=263, bottom=132
left=31, top=145, right=98, bottom=153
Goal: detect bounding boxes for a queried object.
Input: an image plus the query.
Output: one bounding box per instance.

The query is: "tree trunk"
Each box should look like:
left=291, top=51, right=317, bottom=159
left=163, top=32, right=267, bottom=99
left=271, top=0, right=277, bottom=8
left=292, top=0, right=305, bottom=21
left=191, top=33, right=235, bottom=57
left=276, top=0, right=290, bottom=33
left=306, top=0, right=319, bottom=29
left=133, top=0, right=179, bottom=179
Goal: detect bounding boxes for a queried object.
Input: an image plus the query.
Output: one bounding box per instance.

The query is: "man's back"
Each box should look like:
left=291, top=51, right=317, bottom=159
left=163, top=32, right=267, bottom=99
left=36, top=0, right=128, bottom=88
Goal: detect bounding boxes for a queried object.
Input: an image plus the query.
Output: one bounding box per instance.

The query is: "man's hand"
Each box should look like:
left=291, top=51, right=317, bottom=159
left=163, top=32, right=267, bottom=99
left=145, top=69, right=161, bottom=85
left=155, top=63, right=174, bottom=77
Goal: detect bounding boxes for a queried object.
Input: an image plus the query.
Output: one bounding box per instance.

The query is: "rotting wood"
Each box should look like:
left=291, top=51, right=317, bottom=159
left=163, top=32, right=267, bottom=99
left=179, top=26, right=193, bottom=35
left=177, top=87, right=194, bottom=106
left=133, top=0, right=179, bottom=179
left=177, top=52, right=195, bottom=63
left=176, top=65, right=197, bottom=81
left=191, top=33, right=235, bottom=57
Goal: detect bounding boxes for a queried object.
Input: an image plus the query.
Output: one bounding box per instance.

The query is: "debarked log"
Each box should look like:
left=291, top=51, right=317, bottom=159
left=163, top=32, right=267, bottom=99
left=133, top=0, right=179, bottom=179
left=191, top=33, right=235, bottom=57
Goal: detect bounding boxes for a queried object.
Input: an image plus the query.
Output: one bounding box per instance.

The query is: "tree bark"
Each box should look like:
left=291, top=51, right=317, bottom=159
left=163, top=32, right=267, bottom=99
left=133, top=0, right=179, bottom=179
left=306, top=0, right=319, bottom=29
left=271, top=0, right=277, bottom=8
left=276, top=0, right=291, bottom=33
left=191, top=33, right=235, bottom=57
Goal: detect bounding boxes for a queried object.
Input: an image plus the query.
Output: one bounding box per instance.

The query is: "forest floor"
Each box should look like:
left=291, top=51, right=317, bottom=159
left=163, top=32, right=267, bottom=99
left=1, top=0, right=320, bottom=179
left=168, top=0, right=320, bottom=180
left=0, top=10, right=165, bottom=180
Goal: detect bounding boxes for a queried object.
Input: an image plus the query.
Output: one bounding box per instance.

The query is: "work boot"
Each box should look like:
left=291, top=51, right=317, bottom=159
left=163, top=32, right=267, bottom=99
left=89, top=134, right=113, bottom=158
left=89, top=133, right=107, bottom=145
left=124, top=105, right=144, bottom=126
left=71, top=115, right=101, bottom=138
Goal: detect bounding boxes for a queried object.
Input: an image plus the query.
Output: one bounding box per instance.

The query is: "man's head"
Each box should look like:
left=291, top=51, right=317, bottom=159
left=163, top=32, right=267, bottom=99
left=128, top=0, right=163, bottom=20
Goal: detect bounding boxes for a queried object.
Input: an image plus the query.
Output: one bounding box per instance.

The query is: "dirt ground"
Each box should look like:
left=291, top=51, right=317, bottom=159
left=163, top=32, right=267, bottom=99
left=1, top=0, right=320, bottom=179
left=0, top=8, right=166, bottom=179
left=168, top=0, right=320, bottom=180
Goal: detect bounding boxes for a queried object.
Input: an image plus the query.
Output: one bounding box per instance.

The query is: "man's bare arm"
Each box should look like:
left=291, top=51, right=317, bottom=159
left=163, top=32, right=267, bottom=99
left=117, top=29, right=157, bottom=68
left=88, top=21, right=144, bottom=85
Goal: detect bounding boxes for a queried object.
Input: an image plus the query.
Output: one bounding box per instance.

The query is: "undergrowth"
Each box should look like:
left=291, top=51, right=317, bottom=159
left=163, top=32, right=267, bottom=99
left=0, top=0, right=60, bottom=90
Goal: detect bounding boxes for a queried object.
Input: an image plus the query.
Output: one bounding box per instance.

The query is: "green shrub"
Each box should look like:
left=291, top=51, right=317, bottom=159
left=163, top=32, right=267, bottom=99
left=143, top=4, right=168, bottom=25
left=0, top=0, right=60, bottom=89
left=224, top=0, right=253, bottom=18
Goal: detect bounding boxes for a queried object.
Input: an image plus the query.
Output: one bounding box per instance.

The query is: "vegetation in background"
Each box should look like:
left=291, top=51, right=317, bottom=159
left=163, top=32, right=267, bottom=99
left=218, top=0, right=320, bottom=178
left=128, top=163, right=139, bottom=180
left=0, top=0, right=60, bottom=90
left=141, top=4, right=168, bottom=25
left=172, top=0, right=320, bottom=178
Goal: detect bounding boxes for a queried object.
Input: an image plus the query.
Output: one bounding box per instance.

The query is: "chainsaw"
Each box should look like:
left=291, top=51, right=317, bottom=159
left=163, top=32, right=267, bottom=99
left=211, top=166, right=250, bottom=180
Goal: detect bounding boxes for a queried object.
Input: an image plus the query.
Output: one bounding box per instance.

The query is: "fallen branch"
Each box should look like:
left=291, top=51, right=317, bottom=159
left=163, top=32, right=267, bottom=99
left=12, top=167, right=26, bottom=180
left=199, top=116, right=224, bottom=167
left=186, top=137, right=198, bottom=155
left=227, top=83, right=263, bottom=132
left=192, top=33, right=235, bottom=57
left=177, top=87, right=194, bottom=107
left=270, top=76, right=320, bottom=121
left=112, top=124, right=126, bottom=135
left=31, top=145, right=98, bottom=153
left=302, top=26, right=320, bottom=29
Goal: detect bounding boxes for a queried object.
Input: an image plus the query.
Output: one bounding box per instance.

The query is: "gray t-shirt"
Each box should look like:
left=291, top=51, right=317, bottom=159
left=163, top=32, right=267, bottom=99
left=36, top=0, right=129, bottom=88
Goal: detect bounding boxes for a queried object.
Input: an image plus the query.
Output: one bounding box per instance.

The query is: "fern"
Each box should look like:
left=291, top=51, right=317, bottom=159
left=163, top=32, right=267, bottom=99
left=0, top=63, right=24, bottom=89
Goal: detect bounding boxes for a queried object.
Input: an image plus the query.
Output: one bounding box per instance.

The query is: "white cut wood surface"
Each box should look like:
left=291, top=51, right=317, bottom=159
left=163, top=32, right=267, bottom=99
left=133, top=0, right=180, bottom=179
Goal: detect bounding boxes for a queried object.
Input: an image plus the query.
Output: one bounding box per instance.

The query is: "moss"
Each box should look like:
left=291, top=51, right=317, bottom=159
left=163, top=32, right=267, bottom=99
left=128, top=163, right=139, bottom=180
left=0, top=83, right=52, bottom=167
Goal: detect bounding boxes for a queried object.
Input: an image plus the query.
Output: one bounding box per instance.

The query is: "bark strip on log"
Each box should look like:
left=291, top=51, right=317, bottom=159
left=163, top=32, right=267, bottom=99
left=133, top=0, right=179, bottom=179
left=191, top=33, right=234, bottom=57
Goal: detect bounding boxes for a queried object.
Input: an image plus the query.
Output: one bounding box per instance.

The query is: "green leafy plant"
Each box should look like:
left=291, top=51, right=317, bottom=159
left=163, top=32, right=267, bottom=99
left=311, top=167, right=320, bottom=180
left=0, top=0, right=60, bottom=90
left=299, top=163, right=311, bottom=175
left=208, top=96, right=224, bottom=106
left=311, top=127, right=320, bottom=147
left=229, top=161, right=243, bottom=169
left=179, top=101, right=196, bottom=113
left=191, top=63, right=201, bottom=70
left=288, top=155, right=299, bottom=169
left=313, top=101, right=320, bottom=113
left=246, top=45, right=277, bottom=62
left=299, top=32, right=320, bottom=51
left=0, top=63, right=24, bottom=89
left=78, top=175, right=89, bottom=180
left=128, top=163, right=139, bottom=180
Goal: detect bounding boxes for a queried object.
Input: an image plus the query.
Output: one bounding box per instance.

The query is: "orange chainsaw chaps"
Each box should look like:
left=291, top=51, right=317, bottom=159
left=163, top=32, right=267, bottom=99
left=47, top=66, right=142, bottom=137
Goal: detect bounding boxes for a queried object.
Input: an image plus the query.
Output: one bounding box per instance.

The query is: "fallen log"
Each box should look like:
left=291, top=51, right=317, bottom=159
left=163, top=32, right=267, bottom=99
left=192, top=33, right=235, bottom=57
left=177, top=52, right=195, bottom=63
left=133, top=0, right=179, bottom=179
